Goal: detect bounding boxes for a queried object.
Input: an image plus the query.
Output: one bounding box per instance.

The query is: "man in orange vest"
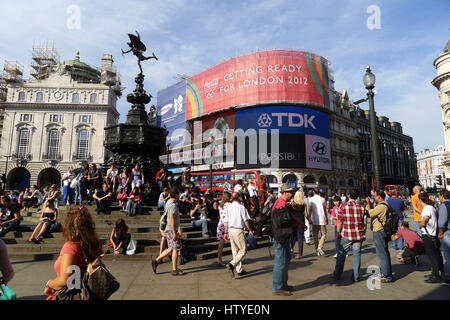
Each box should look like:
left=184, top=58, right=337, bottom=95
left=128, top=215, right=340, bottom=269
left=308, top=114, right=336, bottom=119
left=411, top=185, right=423, bottom=238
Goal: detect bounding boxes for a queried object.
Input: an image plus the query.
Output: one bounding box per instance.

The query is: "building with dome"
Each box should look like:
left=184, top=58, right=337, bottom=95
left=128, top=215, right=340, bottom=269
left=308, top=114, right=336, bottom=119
left=432, top=40, right=450, bottom=190
left=0, top=45, right=122, bottom=190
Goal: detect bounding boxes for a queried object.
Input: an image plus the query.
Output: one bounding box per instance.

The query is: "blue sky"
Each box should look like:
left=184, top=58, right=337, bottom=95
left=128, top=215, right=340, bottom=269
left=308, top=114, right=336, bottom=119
left=0, top=0, right=448, bottom=152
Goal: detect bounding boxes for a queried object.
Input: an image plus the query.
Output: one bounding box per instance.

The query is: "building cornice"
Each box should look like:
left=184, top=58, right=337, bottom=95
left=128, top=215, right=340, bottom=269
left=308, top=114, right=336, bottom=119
left=3, top=103, right=120, bottom=118
left=432, top=71, right=450, bottom=89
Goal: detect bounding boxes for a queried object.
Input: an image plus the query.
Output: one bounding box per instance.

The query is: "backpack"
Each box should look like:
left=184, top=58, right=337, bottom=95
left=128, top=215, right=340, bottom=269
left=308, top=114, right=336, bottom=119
left=270, top=200, right=293, bottom=245
left=159, top=209, right=168, bottom=231
left=377, top=203, right=400, bottom=240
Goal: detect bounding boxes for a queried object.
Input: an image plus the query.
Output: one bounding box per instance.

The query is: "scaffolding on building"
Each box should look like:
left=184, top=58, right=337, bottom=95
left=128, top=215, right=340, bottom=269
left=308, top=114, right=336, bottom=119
left=2, top=60, right=24, bottom=83
left=30, top=44, right=60, bottom=80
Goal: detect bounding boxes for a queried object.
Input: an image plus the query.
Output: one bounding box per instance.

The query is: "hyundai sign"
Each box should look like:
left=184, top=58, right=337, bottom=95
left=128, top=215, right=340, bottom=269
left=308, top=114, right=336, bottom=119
left=235, top=106, right=331, bottom=170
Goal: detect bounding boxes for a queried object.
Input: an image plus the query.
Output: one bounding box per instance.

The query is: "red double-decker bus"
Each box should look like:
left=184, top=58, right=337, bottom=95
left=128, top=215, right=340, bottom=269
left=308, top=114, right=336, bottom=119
left=384, top=184, right=406, bottom=196
left=190, top=170, right=260, bottom=196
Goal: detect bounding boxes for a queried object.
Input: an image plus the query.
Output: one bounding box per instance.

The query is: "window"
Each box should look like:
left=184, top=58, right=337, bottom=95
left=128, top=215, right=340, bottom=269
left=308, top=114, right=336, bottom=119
left=79, top=115, right=92, bottom=123
left=90, top=93, right=97, bottom=103
left=76, top=129, right=90, bottom=159
left=20, top=114, right=33, bottom=122
left=18, top=92, right=25, bottom=101
left=36, top=92, right=43, bottom=102
left=72, top=93, right=79, bottom=103
left=49, top=114, right=63, bottom=123
left=47, top=129, right=60, bottom=159
left=17, top=128, right=30, bottom=157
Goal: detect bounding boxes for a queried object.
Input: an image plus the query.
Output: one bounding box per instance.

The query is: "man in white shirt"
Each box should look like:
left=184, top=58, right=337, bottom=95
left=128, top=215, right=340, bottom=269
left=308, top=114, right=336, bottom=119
left=62, top=167, right=75, bottom=205
left=308, top=188, right=328, bottom=256
left=106, top=164, right=119, bottom=192
left=224, top=192, right=254, bottom=278
left=247, top=179, right=259, bottom=217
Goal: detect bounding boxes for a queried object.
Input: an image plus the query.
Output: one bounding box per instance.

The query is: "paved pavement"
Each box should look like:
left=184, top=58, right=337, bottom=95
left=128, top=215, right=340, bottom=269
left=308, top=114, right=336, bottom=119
left=6, top=217, right=450, bottom=300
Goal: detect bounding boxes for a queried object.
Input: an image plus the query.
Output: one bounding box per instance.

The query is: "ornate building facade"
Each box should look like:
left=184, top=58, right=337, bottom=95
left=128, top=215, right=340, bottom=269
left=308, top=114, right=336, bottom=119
left=0, top=51, right=121, bottom=190
left=432, top=40, right=450, bottom=191
left=416, top=145, right=445, bottom=191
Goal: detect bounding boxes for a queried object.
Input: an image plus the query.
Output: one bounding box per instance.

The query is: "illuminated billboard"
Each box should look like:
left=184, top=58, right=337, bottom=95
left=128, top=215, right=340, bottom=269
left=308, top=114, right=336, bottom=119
left=186, top=50, right=331, bottom=120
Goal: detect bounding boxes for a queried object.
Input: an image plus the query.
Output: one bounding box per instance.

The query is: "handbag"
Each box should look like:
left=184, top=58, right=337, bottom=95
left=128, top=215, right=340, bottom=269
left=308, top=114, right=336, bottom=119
left=81, top=254, right=120, bottom=300
left=126, top=238, right=137, bottom=255
left=70, top=175, right=80, bottom=189
left=117, top=191, right=127, bottom=201
left=54, top=286, right=81, bottom=300
left=0, top=284, right=16, bottom=300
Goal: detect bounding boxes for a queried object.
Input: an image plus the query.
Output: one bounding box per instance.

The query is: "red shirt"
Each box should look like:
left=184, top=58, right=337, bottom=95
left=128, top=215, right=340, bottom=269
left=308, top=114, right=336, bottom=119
left=337, top=200, right=368, bottom=241
left=129, top=192, right=141, bottom=201
left=395, top=228, right=424, bottom=250
left=54, top=242, right=87, bottom=277
left=155, top=170, right=164, bottom=183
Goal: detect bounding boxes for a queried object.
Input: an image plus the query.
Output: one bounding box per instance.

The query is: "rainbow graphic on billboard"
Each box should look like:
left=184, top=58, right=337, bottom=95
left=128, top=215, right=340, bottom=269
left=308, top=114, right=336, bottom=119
left=306, top=52, right=330, bottom=107
left=186, top=79, right=203, bottom=119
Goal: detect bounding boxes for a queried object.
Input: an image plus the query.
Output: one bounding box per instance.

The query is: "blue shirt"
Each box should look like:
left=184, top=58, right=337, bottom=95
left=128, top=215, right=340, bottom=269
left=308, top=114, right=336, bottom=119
left=438, top=200, right=450, bottom=230
left=387, top=197, right=405, bottom=221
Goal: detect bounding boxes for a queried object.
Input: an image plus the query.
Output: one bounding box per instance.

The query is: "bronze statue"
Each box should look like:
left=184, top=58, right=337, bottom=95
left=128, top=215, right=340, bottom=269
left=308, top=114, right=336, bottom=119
left=121, top=30, right=158, bottom=74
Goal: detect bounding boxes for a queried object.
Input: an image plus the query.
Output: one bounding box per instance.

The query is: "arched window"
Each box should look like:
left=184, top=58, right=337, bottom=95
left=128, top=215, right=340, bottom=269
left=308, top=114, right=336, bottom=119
left=90, top=93, right=97, bottom=103
left=47, top=129, right=60, bottom=159
left=18, top=91, right=25, bottom=101
left=282, top=174, right=297, bottom=183
left=17, top=128, right=30, bottom=157
left=303, top=175, right=316, bottom=184
left=76, top=129, right=90, bottom=159
left=36, top=92, right=43, bottom=102
left=72, top=93, right=79, bottom=103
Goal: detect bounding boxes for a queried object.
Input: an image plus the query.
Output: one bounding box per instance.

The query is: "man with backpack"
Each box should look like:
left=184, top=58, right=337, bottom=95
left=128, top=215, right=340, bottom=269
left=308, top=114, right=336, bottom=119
left=365, top=190, right=397, bottom=283
left=270, top=184, right=307, bottom=296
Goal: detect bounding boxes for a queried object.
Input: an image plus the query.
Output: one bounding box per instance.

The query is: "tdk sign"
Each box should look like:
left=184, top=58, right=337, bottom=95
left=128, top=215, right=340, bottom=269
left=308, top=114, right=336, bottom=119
left=257, top=113, right=317, bottom=129
left=237, top=106, right=329, bottom=138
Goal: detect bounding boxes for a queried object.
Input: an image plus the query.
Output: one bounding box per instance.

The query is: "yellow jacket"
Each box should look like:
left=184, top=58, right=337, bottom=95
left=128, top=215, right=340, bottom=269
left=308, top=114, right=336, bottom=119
left=366, top=201, right=389, bottom=232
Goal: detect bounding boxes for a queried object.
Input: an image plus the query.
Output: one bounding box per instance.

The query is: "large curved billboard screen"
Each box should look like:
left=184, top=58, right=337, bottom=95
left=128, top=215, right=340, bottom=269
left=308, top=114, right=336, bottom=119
left=186, top=50, right=331, bottom=120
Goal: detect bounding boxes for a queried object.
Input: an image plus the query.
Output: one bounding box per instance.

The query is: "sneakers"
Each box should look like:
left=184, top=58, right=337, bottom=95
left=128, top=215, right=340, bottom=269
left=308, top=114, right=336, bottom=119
left=237, top=270, right=247, bottom=276
left=172, top=268, right=185, bottom=276
left=272, top=290, right=292, bottom=296
left=424, top=276, right=441, bottom=284
left=317, top=248, right=325, bottom=256
left=151, top=259, right=159, bottom=274
left=226, top=263, right=235, bottom=278
left=441, top=279, right=450, bottom=286
left=202, top=234, right=210, bottom=238
left=414, top=256, right=420, bottom=267
left=376, top=276, right=392, bottom=283
left=333, top=253, right=338, bottom=258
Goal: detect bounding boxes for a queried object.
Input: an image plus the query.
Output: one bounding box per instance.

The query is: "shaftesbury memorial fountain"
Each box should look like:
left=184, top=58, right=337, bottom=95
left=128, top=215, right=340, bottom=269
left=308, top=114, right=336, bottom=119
left=104, top=31, right=167, bottom=205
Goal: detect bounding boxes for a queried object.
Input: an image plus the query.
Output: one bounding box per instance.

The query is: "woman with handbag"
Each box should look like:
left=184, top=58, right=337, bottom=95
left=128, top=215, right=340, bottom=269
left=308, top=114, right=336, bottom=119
left=44, top=205, right=103, bottom=300
left=117, top=188, right=128, bottom=212
left=28, top=199, right=58, bottom=242
left=419, top=192, right=445, bottom=283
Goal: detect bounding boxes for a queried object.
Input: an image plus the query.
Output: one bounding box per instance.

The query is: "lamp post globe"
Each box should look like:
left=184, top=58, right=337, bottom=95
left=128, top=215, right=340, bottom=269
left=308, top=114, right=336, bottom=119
left=363, top=65, right=376, bottom=89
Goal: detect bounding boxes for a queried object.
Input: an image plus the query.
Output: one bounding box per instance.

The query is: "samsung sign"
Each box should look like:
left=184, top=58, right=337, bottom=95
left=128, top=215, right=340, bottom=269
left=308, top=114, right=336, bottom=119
left=236, top=106, right=329, bottom=138
left=235, top=106, right=331, bottom=170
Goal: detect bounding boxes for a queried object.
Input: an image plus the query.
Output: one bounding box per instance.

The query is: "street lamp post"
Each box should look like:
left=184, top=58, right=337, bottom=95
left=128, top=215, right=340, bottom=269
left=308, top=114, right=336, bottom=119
left=363, top=65, right=382, bottom=191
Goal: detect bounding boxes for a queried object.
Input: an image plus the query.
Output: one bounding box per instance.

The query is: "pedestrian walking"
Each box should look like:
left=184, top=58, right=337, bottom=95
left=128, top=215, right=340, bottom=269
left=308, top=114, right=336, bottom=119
left=216, top=192, right=231, bottom=267
left=411, top=186, right=423, bottom=238
left=270, top=184, right=306, bottom=296
left=438, top=189, right=450, bottom=285
left=290, top=190, right=309, bottom=259
left=330, top=196, right=342, bottom=258
left=152, top=188, right=184, bottom=276
left=419, top=192, right=444, bottom=284
left=224, top=192, right=254, bottom=278
left=366, top=190, right=393, bottom=283
left=309, top=188, right=328, bottom=256
left=332, top=190, right=367, bottom=282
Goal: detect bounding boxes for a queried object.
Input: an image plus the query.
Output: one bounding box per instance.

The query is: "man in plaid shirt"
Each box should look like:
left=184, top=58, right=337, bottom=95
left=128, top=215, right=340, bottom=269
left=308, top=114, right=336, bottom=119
left=332, top=189, right=368, bottom=282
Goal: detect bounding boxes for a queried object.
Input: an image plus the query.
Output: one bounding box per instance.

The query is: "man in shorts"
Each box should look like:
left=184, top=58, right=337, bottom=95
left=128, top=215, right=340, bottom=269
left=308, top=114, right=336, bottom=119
left=152, top=188, right=184, bottom=276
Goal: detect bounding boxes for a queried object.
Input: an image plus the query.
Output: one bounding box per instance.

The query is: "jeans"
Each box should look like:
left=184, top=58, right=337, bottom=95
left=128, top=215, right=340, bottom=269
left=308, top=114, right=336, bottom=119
left=74, top=183, right=82, bottom=204
left=441, top=231, right=450, bottom=280
left=423, top=234, right=444, bottom=278
left=126, top=201, right=141, bottom=216
left=158, top=181, right=163, bottom=193
left=63, top=186, right=73, bottom=204
left=0, top=220, right=20, bottom=237
left=392, top=221, right=404, bottom=250
left=290, top=226, right=305, bottom=256
left=414, top=221, right=423, bottom=238
left=334, top=226, right=339, bottom=254
left=333, top=238, right=363, bottom=281
left=272, top=240, right=291, bottom=292
left=158, top=201, right=166, bottom=210
left=191, top=218, right=211, bottom=234
left=373, top=230, right=393, bottom=281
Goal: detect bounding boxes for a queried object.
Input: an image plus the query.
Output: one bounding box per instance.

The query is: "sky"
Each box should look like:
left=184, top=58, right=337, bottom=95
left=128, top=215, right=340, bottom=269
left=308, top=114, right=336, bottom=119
left=0, top=0, right=448, bottom=152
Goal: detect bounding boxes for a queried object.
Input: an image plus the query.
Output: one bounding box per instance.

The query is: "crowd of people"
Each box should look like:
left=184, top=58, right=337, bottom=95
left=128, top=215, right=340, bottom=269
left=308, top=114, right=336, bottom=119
left=1, top=164, right=450, bottom=298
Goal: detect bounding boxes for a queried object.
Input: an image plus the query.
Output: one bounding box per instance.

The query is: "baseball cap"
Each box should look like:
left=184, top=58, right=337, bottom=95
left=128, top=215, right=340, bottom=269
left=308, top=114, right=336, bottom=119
left=280, top=184, right=294, bottom=193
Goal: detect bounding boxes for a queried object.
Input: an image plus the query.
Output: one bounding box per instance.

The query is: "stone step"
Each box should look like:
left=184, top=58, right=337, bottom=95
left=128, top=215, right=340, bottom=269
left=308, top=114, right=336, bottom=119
left=21, top=215, right=192, bottom=224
